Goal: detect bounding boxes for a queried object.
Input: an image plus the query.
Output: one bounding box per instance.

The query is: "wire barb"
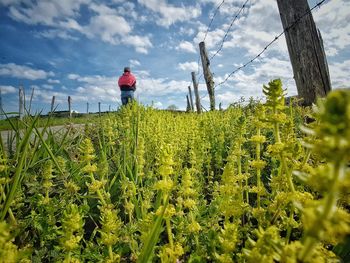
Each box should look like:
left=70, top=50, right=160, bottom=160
left=209, top=0, right=250, bottom=61
left=214, top=0, right=327, bottom=88
left=203, top=0, right=226, bottom=42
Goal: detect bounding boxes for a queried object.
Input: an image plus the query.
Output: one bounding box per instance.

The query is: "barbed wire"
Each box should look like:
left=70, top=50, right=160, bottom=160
left=197, top=0, right=226, bottom=76
left=214, top=0, right=327, bottom=88
left=198, top=0, right=250, bottom=102
left=197, top=0, right=249, bottom=88
left=209, top=0, right=250, bottom=61
left=203, top=0, right=226, bottom=43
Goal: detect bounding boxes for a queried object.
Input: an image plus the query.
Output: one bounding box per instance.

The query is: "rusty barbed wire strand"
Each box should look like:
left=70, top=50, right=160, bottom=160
left=209, top=0, right=250, bottom=61
left=196, top=0, right=226, bottom=76
left=198, top=0, right=250, bottom=102
left=214, top=0, right=327, bottom=88
left=203, top=0, right=226, bottom=43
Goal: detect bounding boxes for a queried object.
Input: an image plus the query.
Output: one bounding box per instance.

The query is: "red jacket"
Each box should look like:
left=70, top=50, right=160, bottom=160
left=118, top=72, right=136, bottom=91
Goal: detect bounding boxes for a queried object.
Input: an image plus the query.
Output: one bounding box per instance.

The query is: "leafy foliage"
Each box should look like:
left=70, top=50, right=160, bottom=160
left=0, top=80, right=349, bottom=262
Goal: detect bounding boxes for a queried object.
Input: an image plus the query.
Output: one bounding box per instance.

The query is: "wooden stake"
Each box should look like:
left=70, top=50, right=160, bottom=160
left=277, top=0, right=331, bottom=106
left=51, top=96, right=55, bottom=113
left=199, top=41, right=215, bottom=110
left=186, top=95, right=191, bottom=112
left=19, top=86, right=24, bottom=120
left=28, top=87, right=34, bottom=115
left=188, top=86, right=194, bottom=111
left=68, top=96, right=72, bottom=118
left=0, top=88, right=3, bottom=120
left=191, top=72, right=201, bottom=113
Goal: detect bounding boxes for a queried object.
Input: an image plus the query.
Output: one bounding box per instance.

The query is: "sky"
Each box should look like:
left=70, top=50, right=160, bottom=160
left=0, top=0, right=349, bottom=114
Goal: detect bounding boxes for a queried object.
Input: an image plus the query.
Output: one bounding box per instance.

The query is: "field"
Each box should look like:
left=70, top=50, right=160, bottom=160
left=0, top=79, right=349, bottom=262
left=0, top=114, right=102, bottom=132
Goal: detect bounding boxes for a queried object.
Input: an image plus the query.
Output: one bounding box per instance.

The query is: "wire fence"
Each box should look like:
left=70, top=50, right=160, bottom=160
left=195, top=0, right=252, bottom=101
left=214, top=0, right=327, bottom=89
left=194, top=0, right=327, bottom=103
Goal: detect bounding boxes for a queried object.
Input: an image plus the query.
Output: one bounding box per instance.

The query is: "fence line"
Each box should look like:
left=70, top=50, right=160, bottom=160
left=214, top=0, right=327, bottom=88
left=196, top=0, right=226, bottom=76
left=209, top=0, right=250, bottom=61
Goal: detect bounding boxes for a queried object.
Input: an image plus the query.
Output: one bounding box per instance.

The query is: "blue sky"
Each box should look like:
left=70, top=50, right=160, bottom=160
left=0, top=0, right=349, bottom=114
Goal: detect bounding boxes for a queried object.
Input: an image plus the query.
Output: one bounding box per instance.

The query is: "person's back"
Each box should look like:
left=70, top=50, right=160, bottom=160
left=118, top=67, right=136, bottom=106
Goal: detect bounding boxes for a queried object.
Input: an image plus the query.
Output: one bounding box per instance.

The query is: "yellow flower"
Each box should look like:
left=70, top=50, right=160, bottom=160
left=88, top=180, right=105, bottom=193
left=82, top=163, right=97, bottom=173
left=183, top=199, right=196, bottom=209
left=188, top=221, right=201, bottom=233
left=154, top=179, right=173, bottom=192
left=250, top=160, right=266, bottom=170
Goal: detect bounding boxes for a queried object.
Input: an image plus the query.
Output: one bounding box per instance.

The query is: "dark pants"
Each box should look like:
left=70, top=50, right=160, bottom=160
left=121, top=90, right=134, bottom=105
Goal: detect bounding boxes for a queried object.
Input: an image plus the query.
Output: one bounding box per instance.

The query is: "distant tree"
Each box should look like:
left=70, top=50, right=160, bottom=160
left=167, top=104, right=178, bottom=111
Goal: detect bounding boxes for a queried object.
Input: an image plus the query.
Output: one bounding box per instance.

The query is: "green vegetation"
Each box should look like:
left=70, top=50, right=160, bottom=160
left=0, top=114, right=101, bottom=131
left=0, top=80, right=349, bottom=262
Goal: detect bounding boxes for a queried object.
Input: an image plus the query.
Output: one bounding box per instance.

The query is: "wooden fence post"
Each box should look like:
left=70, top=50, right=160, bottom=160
left=199, top=41, right=215, bottom=111
left=0, top=88, right=3, bottom=120
left=186, top=95, right=191, bottom=112
left=28, top=87, right=34, bottom=115
left=98, top=102, right=101, bottom=116
left=188, top=86, right=194, bottom=111
left=19, top=86, right=24, bottom=120
left=87, top=102, right=89, bottom=114
left=68, top=96, right=72, bottom=118
left=51, top=96, right=55, bottom=114
left=191, top=72, right=201, bottom=113
left=277, top=0, right=331, bottom=106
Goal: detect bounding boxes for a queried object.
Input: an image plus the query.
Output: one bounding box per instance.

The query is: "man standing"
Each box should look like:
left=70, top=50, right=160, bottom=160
left=118, top=66, right=136, bottom=106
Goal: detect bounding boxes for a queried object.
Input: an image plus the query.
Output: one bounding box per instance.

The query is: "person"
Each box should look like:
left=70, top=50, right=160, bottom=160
left=118, top=66, right=136, bottom=106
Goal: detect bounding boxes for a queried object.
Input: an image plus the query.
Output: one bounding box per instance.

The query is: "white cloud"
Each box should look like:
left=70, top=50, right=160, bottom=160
left=0, top=63, right=54, bottom=80
left=58, top=18, right=84, bottom=32
left=203, top=0, right=349, bottom=108
left=137, top=0, right=201, bottom=27
left=213, top=56, right=297, bottom=108
left=32, top=88, right=77, bottom=105
left=36, top=29, right=78, bottom=40
left=194, top=25, right=226, bottom=49
left=83, top=14, right=131, bottom=44
left=65, top=74, right=118, bottom=102
left=178, top=61, right=199, bottom=72
left=193, top=0, right=287, bottom=62
left=122, top=35, right=153, bottom=54
left=78, top=3, right=152, bottom=53
left=48, top=79, right=60, bottom=84
left=129, top=59, right=141, bottom=67
left=4, top=1, right=153, bottom=53
left=329, top=59, right=350, bottom=88
left=176, top=41, right=196, bottom=53
left=137, top=77, right=189, bottom=98
left=179, top=27, right=195, bottom=36
left=7, top=0, right=90, bottom=26
left=42, top=84, right=54, bottom=90
left=0, top=85, right=16, bottom=94
left=134, top=70, right=150, bottom=78
left=152, top=101, right=163, bottom=108
left=0, top=0, right=23, bottom=5
left=314, top=0, right=350, bottom=57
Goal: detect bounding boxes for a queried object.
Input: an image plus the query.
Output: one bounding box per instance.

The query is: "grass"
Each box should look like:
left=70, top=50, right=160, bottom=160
left=0, top=113, right=102, bottom=131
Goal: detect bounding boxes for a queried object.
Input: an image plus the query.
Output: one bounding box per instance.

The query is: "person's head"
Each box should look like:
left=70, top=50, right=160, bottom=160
left=124, top=66, right=131, bottom=73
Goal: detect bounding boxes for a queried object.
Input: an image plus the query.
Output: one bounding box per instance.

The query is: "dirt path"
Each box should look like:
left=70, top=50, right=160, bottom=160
left=0, top=124, right=86, bottom=150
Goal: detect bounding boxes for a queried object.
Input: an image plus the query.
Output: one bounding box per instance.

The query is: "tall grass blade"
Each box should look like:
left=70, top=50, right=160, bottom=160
left=137, top=195, right=169, bottom=263
left=0, top=115, right=39, bottom=220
